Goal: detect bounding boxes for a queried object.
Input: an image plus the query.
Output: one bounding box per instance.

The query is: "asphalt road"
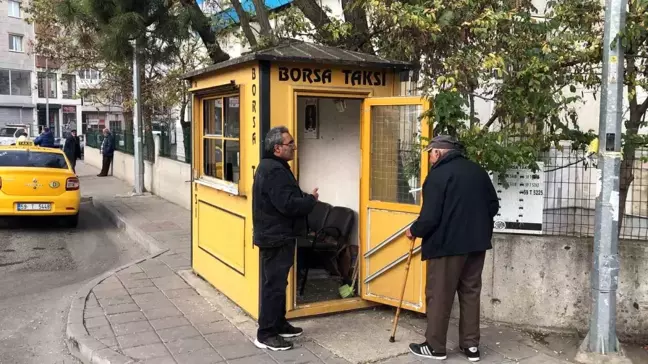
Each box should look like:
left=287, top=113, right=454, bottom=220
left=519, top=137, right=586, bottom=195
left=0, top=202, right=146, bottom=364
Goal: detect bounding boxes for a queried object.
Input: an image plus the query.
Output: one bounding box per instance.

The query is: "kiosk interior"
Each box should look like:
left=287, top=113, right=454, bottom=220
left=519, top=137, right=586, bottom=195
left=185, top=41, right=431, bottom=320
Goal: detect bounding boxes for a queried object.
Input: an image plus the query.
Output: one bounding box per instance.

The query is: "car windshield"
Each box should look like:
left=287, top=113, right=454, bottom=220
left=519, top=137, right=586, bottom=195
left=0, top=128, right=18, bottom=137
left=0, top=150, right=68, bottom=169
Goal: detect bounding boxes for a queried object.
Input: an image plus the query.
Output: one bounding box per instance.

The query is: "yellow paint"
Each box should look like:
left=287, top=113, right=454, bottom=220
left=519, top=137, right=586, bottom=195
left=191, top=62, right=261, bottom=319
left=0, top=144, right=80, bottom=216
left=189, top=58, right=432, bottom=320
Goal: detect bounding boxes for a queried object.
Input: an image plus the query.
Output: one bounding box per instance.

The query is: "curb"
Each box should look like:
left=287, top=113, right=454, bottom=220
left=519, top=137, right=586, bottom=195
left=66, top=197, right=168, bottom=364
left=91, top=198, right=163, bottom=255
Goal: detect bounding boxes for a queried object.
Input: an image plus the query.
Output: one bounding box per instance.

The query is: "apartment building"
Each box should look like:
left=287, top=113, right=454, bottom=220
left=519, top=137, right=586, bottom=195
left=75, top=68, right=125, bottom=134
left=0, top=0, right=35, bottom=134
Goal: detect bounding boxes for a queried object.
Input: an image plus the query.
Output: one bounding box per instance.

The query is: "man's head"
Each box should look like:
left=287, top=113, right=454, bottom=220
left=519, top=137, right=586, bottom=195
left=43, top=127, right=50, bottom=133
left=70, top=129, right=77, bottom=136
left=264, top=126, right=296, bottom=161
left=423, top=135, right=464, bottom=165
left=103, top=128, right=110, bottom=136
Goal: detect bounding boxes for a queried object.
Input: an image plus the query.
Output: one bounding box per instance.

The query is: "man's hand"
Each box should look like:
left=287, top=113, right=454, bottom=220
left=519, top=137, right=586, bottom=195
left=311, top=188, right=319, bottom=201
left=405, top=228, right=414, bottom=240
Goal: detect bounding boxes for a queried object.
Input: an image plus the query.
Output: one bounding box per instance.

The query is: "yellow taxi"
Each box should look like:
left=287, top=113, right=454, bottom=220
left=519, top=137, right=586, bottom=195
left=0, top=137, right=80, bottom=227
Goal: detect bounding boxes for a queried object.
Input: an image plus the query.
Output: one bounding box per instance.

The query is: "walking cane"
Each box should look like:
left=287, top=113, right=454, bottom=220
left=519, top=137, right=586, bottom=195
left=389, top=236, right=417, bottom=343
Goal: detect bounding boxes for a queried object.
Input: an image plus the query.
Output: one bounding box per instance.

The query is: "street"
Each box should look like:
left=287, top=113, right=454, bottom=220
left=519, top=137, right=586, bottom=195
left=0, top=203, right=146, bottom=364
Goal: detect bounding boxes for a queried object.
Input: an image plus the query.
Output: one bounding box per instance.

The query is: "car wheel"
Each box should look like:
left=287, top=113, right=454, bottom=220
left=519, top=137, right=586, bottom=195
left=64, top=214, right=79, bottom=228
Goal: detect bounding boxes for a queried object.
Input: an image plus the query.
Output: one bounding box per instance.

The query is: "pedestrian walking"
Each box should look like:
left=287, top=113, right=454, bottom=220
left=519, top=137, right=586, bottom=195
left=98, top=128, right=114, bottom=177
left=406, top=135, right=500, bottom=362
left=63, top=129, right=82, bottom=173
left=252, top=126, right=319, bottom=351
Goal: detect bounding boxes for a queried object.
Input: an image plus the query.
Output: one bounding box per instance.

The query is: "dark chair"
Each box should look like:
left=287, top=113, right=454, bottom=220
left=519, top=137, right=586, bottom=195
left=298, top=205, right=355, bottom=296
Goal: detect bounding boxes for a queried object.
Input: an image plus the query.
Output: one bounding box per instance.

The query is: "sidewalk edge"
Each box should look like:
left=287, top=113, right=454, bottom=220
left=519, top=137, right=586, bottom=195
left=66, top=249, right=168, bottom=364
left=92, top=198, right=163, bottom=254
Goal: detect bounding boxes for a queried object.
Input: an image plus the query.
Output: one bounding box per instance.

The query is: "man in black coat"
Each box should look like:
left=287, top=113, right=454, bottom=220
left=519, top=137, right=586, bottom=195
left=252, top=126, right=319, bottom=351
left=98, top=128, right=115, bottom=177
left=63, top=129, right=82, bottom=173
left=407, top=135, right=499, bottom=362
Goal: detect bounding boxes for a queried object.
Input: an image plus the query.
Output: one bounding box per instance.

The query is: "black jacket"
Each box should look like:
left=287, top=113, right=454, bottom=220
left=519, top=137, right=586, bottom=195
left=252, top=155, right=317, bottom=248
left=410, top=151, right=500, bottom=260
left=63, top=135, right=81, bottom=161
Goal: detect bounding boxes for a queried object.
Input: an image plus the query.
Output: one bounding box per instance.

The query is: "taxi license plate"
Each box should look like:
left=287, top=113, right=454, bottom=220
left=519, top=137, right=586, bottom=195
left=17, top=203, right=51, bottom=211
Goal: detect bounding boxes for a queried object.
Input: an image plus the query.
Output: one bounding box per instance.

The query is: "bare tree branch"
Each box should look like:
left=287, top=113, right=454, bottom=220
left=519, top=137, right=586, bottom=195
left=178, top=0, right=230, bottom=63
left=252, top=0, right=274, bottom=39
left=231, top=0, right=258, bottom=48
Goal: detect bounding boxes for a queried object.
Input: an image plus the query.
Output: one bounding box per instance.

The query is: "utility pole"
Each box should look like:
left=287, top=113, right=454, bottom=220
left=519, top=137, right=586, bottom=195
left=577, top=0, right=628, bottom=361
left=45, top=57, right=50, bottom=132
left=132, top=40, right=145, bottom=195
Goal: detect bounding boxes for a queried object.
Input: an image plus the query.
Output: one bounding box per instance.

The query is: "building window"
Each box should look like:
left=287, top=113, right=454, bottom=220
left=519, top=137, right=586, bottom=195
left=62, top=74, right=76, bottom=99
left=78, top=69, right=101, bottom=80
left=9, top=34, right=23, bottom=52
left=37, top=72, right=57, bottom=98
left=0, top=69, right=31, bottom=96
left=8, top=1, right=21, bottom=18
left=202, top=95, right=240, bottom=185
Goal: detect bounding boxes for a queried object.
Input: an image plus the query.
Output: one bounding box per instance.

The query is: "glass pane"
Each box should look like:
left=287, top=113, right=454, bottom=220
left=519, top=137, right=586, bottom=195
left=11, top=70, right=31, bottom=96
left=224, top=140, right=240, bottom=183
left=0, top=70, right=9, bottom=95
left=369, top=104, right=423, bottom=205
left=203, top=99, right=222, bottom=135
left=224, top=96, right=240, bottom=138
left=62, top=74, right=75, bottom=98
left=203, top=138, right=223, bottom=179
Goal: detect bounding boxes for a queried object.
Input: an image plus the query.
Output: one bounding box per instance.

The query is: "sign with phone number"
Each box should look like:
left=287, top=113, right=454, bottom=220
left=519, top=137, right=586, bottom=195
left=489, top=162, right=545, bottom=235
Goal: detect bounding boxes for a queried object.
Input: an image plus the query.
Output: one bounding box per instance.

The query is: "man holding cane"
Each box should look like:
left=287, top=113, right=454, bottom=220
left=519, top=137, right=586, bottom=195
left=252, top=126, right=319, bottom=351
left=406, top=135, right=499, bottom=361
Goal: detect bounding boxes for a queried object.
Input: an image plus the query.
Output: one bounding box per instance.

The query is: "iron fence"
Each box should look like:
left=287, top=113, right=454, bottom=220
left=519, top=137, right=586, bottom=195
left=85, top=129, right=154, bottom=162
left=159, top=127, right=191, bottom=164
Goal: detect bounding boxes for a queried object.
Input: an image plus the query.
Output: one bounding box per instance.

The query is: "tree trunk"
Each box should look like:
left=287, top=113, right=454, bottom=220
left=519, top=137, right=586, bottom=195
left=231, top=0, right=258, bottom=48
left=341, top=0, right=374, bottom=53
left=178, top=0, right=230, bottom=63
left=252, top=0, right=274, bottom=40
left=618, top=146, right=635, bottom=237
left=292, top=0, right=336, bottom=43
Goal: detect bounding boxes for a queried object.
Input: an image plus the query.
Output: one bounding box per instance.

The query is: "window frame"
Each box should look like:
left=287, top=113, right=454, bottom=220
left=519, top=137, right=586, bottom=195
left=37, top=71, right=57, bottom=98
left=62, top=74, right=76, bottom=99
left=8, top=33, right=23, bottom=52
left=199, top=92, right=242, bottom=196
left=8, top=0, right=21, bottom=18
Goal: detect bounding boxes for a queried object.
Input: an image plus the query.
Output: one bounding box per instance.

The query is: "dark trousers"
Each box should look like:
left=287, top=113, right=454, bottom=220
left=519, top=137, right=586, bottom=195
left=425, top=251, right=486, bottom=352
left=257, top=243, right=294, bottom=341
left=70, top=158, right=77, bottom=173
left=100, top=155, right=113, bottom=176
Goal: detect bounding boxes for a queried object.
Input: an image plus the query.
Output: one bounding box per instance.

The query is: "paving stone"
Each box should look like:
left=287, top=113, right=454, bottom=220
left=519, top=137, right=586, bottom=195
left=302, top=341, right=347, bottom=362
left=152, top=276, right=190, bottom=291
left=119, top=265, right=143, bottom=274
left=122, top=279, right=155, bottom=289
left=157, top=325, right=201, bottom=343
left=164, top=288, right=199, bottom=300
left=143, top=266, right=176, bottom=278
left=98, top=295, right=135, bottom=307
left=85, top=316, right=110, bottom=328
left=107, top=311, right=147, bottom=325
left=204, top=331, right=249, bottom=348
left=87, top=325, right=114, bottom=339
left=128, top=286, right=160, bottom=295
left=142, top=307, right=184, bottom=320
left=112, top=320, right=154, bottom=336
left=214, top=342, right=261, bottom=360
left=270, top=347, right=322, bottom=363
left=228, top=354, right=277, bottom=364
left=116, top=330, right=161, bottom=349
left=123, top=343, right=170, bottom=360
left=150, top=316, right=191, bottom=330
left=93, top=288, right=129, bottom=299
left=118, top=272, right=148, bottom=280
left=132, top=292, right=168, bottom=304
left=183, top=310, right=226, bottom=324
left=94, top=284, right=125, bottom=294
left=165, top=336, right=212, bottom=356
left=98, top=336, right=118, bottom=348
left=137, top=299, right=177, bottom=310
left=139, top=356, right=177, bottom=364
left=173, top=347, right=224, bottom=364
left=85, top=295, right=100, bottom=308
left=84, top=307, right=105, bottom=319
left=104, top=303, right=141, bottom=315
left=193, top=320, right=234, bottom=335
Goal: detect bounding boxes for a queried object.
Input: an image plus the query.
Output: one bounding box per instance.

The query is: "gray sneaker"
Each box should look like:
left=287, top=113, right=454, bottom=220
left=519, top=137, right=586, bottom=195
left=254, top=335, right=293, bottom=351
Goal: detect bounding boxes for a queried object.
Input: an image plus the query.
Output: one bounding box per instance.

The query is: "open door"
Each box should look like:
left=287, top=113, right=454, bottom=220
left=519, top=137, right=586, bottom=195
left=360, top=96, right=430, bottom=313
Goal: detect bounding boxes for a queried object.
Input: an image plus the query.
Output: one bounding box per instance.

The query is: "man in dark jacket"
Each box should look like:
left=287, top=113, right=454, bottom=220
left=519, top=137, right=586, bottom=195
left=252, top=126, right=319, bottom=351
left=34, top=127, right=55, bottom=148
left=63, top=129, right=82, bottom=173
left=407, top=135, right=499, bottom=362
left=98, top=128, right=115, bottom=177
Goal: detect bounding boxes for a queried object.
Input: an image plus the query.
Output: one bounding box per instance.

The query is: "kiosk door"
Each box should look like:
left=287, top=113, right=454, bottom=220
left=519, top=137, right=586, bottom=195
left=360, top=96, right=430, bottom=313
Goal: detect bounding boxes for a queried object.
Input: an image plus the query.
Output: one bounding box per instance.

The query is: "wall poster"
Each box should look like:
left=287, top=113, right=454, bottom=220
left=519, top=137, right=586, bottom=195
left=303, top=98, right=318, bottom=139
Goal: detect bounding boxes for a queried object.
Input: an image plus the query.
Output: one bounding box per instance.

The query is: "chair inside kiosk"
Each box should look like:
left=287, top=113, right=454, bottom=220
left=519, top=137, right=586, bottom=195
left=295, top=96, right=362, bottom=305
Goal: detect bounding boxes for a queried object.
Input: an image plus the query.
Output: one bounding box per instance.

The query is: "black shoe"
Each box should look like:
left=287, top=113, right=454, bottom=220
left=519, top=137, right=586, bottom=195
left=409, top=342, right=447, bottom=360
left=278, top=323, right=303, bottom=338
left=460, top=346, right=480, bottom=362
left=254, top=335, right=293, bottom=351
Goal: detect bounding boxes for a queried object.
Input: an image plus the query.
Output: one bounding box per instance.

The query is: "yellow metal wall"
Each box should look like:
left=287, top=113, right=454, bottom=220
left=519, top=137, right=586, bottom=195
left=190, top=62, right=261, bottom=319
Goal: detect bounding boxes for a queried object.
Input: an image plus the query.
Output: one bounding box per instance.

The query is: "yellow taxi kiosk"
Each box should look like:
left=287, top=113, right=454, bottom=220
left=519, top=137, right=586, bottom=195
left=184, top=41, right=431, bottom=320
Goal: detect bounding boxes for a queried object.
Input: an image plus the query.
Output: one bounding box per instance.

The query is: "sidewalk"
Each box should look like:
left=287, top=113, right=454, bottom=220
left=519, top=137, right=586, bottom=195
left=70, top=161, right=643, bottom=364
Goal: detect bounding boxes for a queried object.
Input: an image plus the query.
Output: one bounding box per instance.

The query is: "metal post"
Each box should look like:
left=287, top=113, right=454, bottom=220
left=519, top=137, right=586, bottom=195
left=45, top=58, right=50, bottom=131
left=580, top=0, right=627, bottom=358
left=132, top=40, right=145, bottom=194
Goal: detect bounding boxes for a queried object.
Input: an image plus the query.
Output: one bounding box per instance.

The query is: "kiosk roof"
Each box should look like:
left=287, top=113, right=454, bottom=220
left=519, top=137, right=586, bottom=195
left=183, top=40, right=414, bottom=79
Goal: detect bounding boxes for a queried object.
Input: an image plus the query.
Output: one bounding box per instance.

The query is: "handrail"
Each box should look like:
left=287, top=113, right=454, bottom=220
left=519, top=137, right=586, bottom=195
left=364, top=244, right=422, bottom=284
left=363, top=220, right=416, bottom=259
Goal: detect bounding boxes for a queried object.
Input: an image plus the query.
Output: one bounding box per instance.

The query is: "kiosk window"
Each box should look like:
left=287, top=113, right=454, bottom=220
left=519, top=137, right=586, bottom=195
left=202, top=95, right=240, bottom=184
